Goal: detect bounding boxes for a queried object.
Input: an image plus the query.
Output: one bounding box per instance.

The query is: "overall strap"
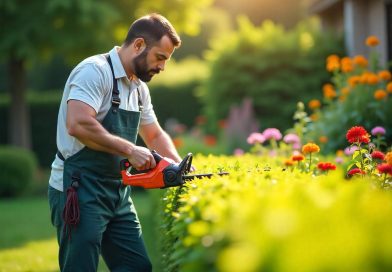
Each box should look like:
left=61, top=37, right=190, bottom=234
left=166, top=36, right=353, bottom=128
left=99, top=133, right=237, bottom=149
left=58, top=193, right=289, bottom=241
left=105, top=54, right=121, bottom=108
left=105, top=54, right=144, bottom=112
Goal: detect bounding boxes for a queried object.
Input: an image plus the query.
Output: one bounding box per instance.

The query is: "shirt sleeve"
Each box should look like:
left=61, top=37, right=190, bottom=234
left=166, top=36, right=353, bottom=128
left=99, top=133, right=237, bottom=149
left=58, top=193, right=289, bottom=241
left=139, top=83, right=158, bottom=125
left=67, top=62, right=111, bottom=113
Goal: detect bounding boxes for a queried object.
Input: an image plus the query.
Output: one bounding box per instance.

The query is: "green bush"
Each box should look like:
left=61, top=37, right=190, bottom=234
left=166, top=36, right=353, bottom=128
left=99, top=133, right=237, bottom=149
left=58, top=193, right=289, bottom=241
left=202, top=17, right=344, bottom=133
left=161, top=154, right=392, bottom=272
left=0, top=146, right=38, bottom=197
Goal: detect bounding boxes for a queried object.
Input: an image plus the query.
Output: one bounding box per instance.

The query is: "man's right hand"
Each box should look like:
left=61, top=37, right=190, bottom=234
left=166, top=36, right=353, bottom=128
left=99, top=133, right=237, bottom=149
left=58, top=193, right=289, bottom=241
left=127, top=146, right=156, bottom=171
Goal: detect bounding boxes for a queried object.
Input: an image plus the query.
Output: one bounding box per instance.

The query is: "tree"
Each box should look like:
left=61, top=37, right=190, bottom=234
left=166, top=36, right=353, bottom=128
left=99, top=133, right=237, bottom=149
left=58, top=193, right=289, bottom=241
left=0, top=0, right=212, bottom=149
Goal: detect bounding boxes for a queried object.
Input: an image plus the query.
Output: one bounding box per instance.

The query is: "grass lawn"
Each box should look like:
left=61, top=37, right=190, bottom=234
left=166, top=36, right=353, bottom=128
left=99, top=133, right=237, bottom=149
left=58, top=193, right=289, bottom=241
left=0, top=191, right=162, bottom=272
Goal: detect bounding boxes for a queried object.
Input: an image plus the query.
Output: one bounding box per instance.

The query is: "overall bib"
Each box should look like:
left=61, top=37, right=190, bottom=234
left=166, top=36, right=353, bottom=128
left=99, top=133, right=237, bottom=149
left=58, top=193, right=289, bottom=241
left=48, top=56, right=152, bottom=272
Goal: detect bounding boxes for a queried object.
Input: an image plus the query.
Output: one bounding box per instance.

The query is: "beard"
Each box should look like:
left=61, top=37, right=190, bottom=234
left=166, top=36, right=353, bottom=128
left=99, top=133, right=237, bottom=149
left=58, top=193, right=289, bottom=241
left=133, top=49, right=160, bottom=82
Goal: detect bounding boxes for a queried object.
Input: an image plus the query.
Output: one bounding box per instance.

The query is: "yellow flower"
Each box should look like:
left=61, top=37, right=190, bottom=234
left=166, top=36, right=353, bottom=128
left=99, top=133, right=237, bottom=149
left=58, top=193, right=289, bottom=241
left=308, top=99, right=321, bottom=110
left=387, top=82, right=392, bottom=93
left=302, top=143, right=320, bottom=154
left=378, top=70, right=392, bottom=81
left=366, top=35, right=379, bottom=47
left=374, top=89, right=387, bottom=100
left=353, top=55, right=368, bottom=68
left=284, top=159, right=294, bottom=166
left=385, top=152, right=392, bottom=165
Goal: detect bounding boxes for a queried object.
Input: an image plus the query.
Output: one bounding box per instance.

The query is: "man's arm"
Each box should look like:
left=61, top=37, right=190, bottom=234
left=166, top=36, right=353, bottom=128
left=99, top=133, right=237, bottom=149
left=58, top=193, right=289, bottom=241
left=139, top=121, right=182, bottom=163
left=66, top=99, right=155, bottom=170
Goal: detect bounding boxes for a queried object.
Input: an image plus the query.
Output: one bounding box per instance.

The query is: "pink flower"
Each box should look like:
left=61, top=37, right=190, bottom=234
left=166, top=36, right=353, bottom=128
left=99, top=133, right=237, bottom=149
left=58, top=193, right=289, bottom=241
left=371, top=126, right=386, bottom=136
left=344, top=145, right=359, bottom=156
left=283, top=133, right=300, bottom=144
left=234, top=148, right=244, bottom=156
left=247, top=132, right=265, bottom=144
left=335, top=157, right=344, bottom=164
left=262, top=128, right=282, bottom=141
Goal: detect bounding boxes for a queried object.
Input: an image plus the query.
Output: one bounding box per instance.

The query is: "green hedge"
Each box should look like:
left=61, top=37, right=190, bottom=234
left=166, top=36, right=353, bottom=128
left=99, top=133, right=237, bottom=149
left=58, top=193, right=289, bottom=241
left=0, top=146, right=38, bottom=197
left=160, top=154, right=392, bottom=271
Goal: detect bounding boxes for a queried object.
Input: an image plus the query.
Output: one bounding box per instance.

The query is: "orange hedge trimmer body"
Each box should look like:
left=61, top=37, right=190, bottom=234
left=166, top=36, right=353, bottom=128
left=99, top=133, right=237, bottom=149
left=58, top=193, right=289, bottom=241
left=120, top=151, right=190, bottom=189
left=120, top=151, right=227, bottom=189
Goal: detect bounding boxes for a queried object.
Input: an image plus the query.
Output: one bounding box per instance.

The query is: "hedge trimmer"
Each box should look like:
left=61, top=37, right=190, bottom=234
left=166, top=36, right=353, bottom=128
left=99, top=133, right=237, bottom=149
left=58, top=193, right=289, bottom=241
left=120, top=150, right=228, bottom=189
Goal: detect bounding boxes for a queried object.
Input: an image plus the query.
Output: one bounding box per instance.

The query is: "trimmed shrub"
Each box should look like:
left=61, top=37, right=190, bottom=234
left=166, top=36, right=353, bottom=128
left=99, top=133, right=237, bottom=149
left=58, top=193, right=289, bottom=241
left=160, top=154, right=392, bottom=271
left=0, top=146, right=38, bottom=197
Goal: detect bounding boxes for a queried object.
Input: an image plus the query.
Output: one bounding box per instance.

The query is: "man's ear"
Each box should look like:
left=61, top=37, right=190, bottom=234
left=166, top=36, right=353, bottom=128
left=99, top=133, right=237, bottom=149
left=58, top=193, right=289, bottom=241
left=134, top=38, right=146, bottom=53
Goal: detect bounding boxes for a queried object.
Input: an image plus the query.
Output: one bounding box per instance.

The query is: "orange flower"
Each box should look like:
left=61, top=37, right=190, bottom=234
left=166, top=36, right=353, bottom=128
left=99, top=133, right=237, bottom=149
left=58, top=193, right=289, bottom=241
left=366, top=35, right=379, bottom=47
left=348, top=76, right=361, bottom=87
left=284, top=159, right=294, bottom=166
left=353, top=55, right=368, bottom=68
left=374, top=89, right=387, bottom=100
left=310, top=113, right=318, bottom=121
left=319, top=136, right=328, bottom=143
left=366, top=73, right=379, bottom=85
left=387, top=82, right=392, bottom=93
left=341, top=57, right=353, bottom=73
left=378, top=70, right=392, bottom=81
left=291, top=154, right=305, bottom=162
left=336, top=150, right=344, bottom=157
left=346, top=126, right=370, bottom=144
left=302, top=143, right=320, bottom=154
left=326, top=54, right=340, bottom=72
left=338, top=95, right=346, bottom=102
left=218, top=119, right=227, bottom=129
left=308, top=99, right=321, bottom=110
left=323, top=84, right=337, bottom=99
left=385, top=152, right=392, bottom=165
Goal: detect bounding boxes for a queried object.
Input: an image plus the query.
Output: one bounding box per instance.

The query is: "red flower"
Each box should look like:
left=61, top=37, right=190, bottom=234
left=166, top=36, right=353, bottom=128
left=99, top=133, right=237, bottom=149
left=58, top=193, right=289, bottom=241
left=346, top=126, right=371, bottom=144
left=377, top=163, right=392, bottom=175
left=204, top=135, right=217, bottom=146
left=317, top=162, right=337, bottom=171
left=291, top=154, right=305, bottom=161
left=347, top=168, right=365, bottom=177
left=371, top=151, right=385, bottom=161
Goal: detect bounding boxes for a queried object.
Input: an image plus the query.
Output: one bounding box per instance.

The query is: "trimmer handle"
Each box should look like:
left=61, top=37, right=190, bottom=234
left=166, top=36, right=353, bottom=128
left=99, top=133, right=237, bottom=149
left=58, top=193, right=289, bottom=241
left=120, top=150, right=162, bottom=171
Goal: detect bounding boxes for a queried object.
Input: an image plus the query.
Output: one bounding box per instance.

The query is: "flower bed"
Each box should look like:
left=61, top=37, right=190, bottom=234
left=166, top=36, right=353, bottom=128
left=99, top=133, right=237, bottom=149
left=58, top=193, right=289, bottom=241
left=160, top=154, right=392, bottom=271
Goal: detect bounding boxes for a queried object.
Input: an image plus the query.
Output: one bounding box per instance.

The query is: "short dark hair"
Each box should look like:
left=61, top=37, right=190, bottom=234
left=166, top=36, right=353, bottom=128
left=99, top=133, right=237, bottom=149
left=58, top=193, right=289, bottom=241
left=124, top=13, right=181, bottom=48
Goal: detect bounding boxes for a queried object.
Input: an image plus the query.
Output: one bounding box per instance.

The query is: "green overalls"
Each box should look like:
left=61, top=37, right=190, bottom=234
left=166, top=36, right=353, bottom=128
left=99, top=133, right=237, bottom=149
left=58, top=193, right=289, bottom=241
left=48, top=55, right=152, bottom=272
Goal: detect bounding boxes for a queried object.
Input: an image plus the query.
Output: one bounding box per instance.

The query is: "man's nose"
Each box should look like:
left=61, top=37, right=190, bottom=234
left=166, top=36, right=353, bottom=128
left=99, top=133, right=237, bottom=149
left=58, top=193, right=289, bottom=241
left=157, top=61, right=166, bottom=71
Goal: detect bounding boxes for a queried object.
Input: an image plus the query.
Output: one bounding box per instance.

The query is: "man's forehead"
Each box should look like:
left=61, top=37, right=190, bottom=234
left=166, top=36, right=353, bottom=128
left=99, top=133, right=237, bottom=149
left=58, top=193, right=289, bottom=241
left=152, top=35, right=175, bottom=58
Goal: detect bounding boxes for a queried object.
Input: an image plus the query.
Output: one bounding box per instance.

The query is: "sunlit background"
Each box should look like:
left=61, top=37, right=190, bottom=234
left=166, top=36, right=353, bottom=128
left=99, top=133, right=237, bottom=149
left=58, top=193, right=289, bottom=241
left=1, top=0, right=392, bottom=271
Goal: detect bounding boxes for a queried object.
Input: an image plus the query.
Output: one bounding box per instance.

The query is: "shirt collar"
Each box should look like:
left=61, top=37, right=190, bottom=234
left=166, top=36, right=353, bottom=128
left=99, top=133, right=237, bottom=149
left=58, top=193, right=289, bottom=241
left=109, top=46, right=141, bottom=87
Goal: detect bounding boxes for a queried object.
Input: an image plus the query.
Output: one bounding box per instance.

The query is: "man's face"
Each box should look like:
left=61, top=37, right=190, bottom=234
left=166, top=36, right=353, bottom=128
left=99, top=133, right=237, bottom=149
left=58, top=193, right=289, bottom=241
left=132, top=35, right=175, bottom=82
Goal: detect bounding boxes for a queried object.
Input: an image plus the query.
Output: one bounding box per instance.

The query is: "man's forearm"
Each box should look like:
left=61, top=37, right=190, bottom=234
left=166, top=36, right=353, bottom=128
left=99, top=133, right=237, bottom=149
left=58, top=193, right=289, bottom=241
left=146, top=131, right=182, bottom=162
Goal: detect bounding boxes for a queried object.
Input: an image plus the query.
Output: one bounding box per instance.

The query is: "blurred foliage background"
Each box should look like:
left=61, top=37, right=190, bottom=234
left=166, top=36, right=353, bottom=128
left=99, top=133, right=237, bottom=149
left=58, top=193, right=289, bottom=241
left=0, top=0, right=346, bottom=168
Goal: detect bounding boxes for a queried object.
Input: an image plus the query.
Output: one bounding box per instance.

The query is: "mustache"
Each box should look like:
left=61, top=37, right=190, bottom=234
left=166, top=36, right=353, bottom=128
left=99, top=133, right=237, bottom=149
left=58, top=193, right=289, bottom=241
left=150, top=69, right=160, bottom=74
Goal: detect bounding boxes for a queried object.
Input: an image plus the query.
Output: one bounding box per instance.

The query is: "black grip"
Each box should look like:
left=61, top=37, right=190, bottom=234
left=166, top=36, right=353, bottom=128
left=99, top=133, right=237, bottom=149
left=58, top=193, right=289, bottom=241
left=151, top=150, right=163, bottom=163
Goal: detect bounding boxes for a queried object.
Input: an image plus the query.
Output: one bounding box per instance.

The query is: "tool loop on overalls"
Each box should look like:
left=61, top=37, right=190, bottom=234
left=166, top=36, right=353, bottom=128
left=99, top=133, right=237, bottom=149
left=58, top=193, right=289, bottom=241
left=62, top=171, right=81, bottom=240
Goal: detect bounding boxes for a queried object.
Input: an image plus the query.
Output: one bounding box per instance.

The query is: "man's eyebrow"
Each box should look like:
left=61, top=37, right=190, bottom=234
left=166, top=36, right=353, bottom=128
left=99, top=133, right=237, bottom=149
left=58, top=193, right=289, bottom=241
left=156, top=52, right=169, bottom=60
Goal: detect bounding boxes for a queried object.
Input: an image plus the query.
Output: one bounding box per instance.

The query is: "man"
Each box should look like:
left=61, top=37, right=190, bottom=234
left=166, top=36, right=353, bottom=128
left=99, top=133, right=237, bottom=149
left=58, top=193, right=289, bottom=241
left=48, top=13, right=182, bottom=271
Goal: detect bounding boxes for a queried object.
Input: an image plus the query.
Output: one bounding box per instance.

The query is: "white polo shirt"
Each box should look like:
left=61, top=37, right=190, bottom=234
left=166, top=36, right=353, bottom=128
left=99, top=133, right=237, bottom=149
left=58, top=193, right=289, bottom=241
left=49, top=47, right=157, bottom=191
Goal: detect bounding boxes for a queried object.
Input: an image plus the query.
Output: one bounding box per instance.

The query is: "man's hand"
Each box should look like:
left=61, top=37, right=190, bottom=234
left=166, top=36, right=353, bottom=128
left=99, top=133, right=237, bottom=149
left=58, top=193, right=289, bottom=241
left=128, top=146, right=156, bottom=171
